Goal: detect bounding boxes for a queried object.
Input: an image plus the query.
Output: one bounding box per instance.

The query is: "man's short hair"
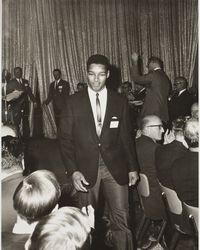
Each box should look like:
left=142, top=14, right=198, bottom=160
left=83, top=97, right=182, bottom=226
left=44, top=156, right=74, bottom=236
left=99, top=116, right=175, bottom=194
left=13, top=170, right=61, bottom=223
left=53, top=68, right=61, bottom=74
left=27, top=207, right=91, bottom=250
left=14, top=67, right=22, bottom=72
left=87, top=54, right=110, bottom=71
left=123, top=81, right=132, bottom=89
left=175, top=76, right=188, bottom=88
left=148, top=57, right=163, bottom=69
left=184, top=118, right=199, bottom=148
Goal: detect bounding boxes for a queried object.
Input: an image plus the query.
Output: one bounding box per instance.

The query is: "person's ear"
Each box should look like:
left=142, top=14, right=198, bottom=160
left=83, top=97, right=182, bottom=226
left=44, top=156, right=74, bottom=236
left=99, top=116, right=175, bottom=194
left=106, top=70, right=110, bottom=79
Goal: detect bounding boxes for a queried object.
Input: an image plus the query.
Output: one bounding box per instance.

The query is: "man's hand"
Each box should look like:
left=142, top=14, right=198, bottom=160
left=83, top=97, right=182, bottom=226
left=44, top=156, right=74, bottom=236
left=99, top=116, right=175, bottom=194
left=131, top=52, right=139, bottom=62
left=72, top=171, right=89, bottom=192
left=128, top=171, right=139, bottom=186
left=163, top=129, right=175, bottom=144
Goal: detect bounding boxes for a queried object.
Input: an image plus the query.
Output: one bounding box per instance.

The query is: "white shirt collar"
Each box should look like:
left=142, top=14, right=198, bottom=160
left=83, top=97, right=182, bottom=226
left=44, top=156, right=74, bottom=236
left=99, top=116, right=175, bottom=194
left=178, top=88, right=187, bottom=96
left=154, top=67, right=161, bottom=71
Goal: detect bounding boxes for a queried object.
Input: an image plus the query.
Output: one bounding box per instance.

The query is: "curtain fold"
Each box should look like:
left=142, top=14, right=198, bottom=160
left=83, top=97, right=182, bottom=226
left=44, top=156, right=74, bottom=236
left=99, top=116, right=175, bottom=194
left=2, top=0, right=198, bottom=138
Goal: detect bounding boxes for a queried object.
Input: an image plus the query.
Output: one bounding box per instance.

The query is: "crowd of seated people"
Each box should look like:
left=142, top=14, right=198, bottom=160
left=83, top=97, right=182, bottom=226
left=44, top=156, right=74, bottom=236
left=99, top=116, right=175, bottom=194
left=1, top=54, right=198, bottom=250
left=2, top=169, right=94, bottom=250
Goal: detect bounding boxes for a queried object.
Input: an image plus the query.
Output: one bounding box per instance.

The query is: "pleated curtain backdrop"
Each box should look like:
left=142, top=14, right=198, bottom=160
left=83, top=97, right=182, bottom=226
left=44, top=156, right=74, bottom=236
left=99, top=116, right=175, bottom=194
left=2, top=0, right=198, bottom=138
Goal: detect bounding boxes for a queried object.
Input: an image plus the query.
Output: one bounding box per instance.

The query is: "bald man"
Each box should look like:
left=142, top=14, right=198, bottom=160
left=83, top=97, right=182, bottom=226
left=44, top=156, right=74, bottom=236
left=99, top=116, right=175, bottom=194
left=191, top=102, right=198, bottom=120
left=136, top=115, right=165, bottom=219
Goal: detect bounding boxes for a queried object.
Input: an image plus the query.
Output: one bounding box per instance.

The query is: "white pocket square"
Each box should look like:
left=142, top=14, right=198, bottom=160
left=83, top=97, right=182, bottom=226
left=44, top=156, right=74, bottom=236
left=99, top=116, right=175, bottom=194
left=110, top=121, right=119, bottom=128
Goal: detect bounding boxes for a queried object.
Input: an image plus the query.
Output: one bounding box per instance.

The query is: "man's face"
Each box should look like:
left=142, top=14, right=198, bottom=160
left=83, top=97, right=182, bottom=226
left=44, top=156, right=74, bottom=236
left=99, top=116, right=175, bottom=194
left=145, top=118, right=164, bottom=141
left=123, top=84, right=131, bottom=94
left=14, top=68, right=22, bottom=79
left=87, top=64, right=109, bottom=92
left=174, top=79, right=185, bottom=92
left=53, top=71, right=61, bottom=80
left=191, top=104, right=198, bottom=119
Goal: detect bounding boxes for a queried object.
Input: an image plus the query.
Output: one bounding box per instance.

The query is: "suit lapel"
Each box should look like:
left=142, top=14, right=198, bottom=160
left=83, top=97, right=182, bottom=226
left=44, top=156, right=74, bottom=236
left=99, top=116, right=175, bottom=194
left=100, top=89, right=113, bottom=139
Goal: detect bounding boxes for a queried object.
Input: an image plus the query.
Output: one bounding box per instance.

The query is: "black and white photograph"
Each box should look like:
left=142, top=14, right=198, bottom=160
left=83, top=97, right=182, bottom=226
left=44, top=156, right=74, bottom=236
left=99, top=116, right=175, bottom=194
left=1, top=0, right=198, bottom=249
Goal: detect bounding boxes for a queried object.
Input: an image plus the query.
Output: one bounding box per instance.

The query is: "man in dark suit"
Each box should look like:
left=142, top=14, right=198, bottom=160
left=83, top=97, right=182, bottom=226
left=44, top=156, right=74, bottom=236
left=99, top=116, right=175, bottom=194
left=168, top=76, right=193, bottom=124
left=131, top=53, right=171, bottom=125
left=136, top=115, right=165, bottom=220
left=43, top=69, right=70, bottom=128
left=155, top=118, right=188, bottom=189
left=59, top=54, right=139, bottom=250
left=172, top=118, right=198, bottom=207
left=6, top=67, right=37, bottom=138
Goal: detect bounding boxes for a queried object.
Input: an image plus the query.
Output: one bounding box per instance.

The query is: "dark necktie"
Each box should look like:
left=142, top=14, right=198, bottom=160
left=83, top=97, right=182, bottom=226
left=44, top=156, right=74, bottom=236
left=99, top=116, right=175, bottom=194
left=96, top=93, right=102, bottom=137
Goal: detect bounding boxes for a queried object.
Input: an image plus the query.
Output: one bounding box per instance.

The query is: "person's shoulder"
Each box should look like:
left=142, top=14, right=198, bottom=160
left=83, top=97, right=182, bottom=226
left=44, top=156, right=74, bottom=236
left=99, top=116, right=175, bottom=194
left=108, top=89, right=127, bottom=103
left=60, top=79, right=69, bottom=85
left=68, top=89, right=87, bottom=102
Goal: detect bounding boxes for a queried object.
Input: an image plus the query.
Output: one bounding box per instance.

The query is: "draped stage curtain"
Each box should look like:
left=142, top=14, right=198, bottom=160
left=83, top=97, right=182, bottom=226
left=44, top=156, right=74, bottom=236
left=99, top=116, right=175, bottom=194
left=2, top=0, right=198, bottom=138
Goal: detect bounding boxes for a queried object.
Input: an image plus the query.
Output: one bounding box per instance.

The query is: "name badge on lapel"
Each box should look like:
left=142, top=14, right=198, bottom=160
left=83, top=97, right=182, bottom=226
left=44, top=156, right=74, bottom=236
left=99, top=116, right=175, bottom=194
left=110, top=116, right=119, bottom=128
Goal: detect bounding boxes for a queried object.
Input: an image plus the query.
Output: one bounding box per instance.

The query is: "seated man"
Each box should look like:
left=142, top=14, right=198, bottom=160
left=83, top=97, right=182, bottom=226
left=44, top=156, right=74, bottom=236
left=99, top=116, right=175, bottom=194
left=2, top=126, right=24, bottom=232
left=136, top=115, right=165, bottom=220
left=172, top=118, right=198, bottom=207
left=168, top=76, right=193, bottom=125
left=190, top=102, right=198, bottom=120
left=2, top=170, right=61, bottom=249
left=155, top=118, right=188, bottom=188
left=25, top=206, right=94, bottom=250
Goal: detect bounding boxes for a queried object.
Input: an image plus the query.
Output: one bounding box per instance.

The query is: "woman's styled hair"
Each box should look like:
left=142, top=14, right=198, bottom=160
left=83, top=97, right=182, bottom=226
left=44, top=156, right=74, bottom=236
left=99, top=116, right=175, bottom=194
left=184, top=118, right=199, bottom=148
left=13, top=170, right=61, bottom=223
left=26, top=207, right=91, bottom=250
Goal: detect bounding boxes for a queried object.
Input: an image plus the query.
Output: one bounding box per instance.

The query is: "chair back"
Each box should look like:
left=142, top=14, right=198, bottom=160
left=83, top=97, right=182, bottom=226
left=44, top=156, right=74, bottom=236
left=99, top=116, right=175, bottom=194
left=183, top=202, right=199, bottom=232
left=159, top=182, right=182, bottom=215
left=137, top=173, right=150, bottom=198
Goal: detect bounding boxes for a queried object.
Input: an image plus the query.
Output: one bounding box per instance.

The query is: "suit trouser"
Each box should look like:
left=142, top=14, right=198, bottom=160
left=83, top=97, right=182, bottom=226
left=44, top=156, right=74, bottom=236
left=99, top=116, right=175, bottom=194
left=77, top=155, right=134, bottom=250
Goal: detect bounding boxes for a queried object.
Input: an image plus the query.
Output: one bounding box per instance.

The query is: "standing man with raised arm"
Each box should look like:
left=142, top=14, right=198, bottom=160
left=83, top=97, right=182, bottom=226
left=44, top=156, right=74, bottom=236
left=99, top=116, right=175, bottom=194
left=59, top=54, right=139, bottom=250
left=131, top=53, right=171, bottom=127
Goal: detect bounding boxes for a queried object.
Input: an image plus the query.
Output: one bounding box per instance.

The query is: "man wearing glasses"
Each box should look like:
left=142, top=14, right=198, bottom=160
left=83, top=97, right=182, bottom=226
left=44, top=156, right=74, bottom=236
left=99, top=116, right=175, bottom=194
left=135, top=115, right=165, bottom=221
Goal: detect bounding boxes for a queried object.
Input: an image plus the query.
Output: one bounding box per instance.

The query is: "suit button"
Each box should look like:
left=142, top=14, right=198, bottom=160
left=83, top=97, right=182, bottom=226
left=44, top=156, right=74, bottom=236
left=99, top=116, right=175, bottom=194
left=98, top=143, right=101, bottom=147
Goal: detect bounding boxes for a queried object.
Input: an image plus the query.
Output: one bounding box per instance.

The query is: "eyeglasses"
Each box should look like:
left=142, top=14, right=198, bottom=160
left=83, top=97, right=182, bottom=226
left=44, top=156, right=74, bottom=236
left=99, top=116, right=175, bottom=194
left=146, top=125, right=163, bottom=129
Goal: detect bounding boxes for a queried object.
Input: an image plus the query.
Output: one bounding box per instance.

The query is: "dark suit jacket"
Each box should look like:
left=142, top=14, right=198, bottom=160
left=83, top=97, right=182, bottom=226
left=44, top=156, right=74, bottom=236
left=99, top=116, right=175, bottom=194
left=155, top=140, right=188, bottom=188
left=168, top=90, right=193, bottom=122
left=24, top=138, right=68, bottom=185
left=172, top=151, right=198, bottom=207
left=45, top=79, right=70, bottom=114
left=6, top=78, right=36, bottom=123
left=7, top=78, right=36, bottom=103
left=59, top=88, right=139, bottom=188
left=136, top=135, right=165, bottom=219
left=131, top=66, right=171, bottom=122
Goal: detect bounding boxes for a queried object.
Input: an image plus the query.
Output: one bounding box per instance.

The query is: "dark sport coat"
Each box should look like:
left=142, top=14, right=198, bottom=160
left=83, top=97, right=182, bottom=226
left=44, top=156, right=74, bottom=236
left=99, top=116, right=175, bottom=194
left=132, top=67, right=171, bottom=122
left=59, top=88, right=139, bottom=188
left=45, top=79, right=70, bottom=114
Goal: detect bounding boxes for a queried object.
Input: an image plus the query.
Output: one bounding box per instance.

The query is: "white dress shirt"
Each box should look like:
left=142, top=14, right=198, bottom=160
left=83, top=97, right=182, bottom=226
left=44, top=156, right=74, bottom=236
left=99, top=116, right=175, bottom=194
left=88, top=86, right=107, bottom=129
left=178, top=88, right=187, bottom=96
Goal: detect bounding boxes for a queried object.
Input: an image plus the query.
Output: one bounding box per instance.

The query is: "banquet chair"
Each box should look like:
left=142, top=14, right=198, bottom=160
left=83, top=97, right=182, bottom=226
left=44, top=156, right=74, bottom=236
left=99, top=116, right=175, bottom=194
left=136, top=173, right=167, bottom=247
left=182, top=202, right=198, bottom=248
left=159, top=183, right=194, bottom=250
